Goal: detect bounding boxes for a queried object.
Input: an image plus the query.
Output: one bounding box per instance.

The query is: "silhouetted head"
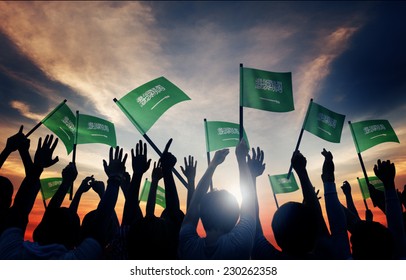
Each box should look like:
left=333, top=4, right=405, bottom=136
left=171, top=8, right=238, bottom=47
left=127, top=216, right=171, bottom=259
left=350, top=220, right=395, bottom=260
left=272, top=202, right=318, bottom=257
left=33, top=207, right=80, bottom=250
left=0, top=176, right=13, bottom=209
left=200, top=190, right=240, bottom=234
left=80, top=209, right=119, bottom=245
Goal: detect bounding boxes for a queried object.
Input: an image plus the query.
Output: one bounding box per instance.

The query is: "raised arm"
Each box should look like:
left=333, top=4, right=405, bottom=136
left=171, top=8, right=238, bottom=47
left=69, top=175, right=94, bottom=213
left=340, top=181, right=360, bottom=220
left=146, top=161, right=163, bottom=218
left=122, top=140, right=151, bottom=226
left=291, top=150, right=329, bottom=237
left=160, top=139, right=181, bottom=215
left=374, top=159, right=406, bottom=258
left=47, top=162, right=77, bottom=209
left=182, top=148, right=229, bottom=228
left=181, top=155, right=197, bottom=211
left=7, top=135, right=59, bottom=231
left=0, top=125, right=32, bottom=172
left=321, top=148, right=351, bottom=259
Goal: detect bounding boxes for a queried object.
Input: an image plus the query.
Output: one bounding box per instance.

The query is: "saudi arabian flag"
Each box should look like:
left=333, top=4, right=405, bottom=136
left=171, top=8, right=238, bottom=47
left=241, top=67, right=294, bottom=112
left=269, top=173, right=299, bottom=194
left=303, top=101, right=345, bottom=143
left=41, top=101, right=76, bottom=154
left=349, top=119, right=399, bottom=153
left=357, top=176, right=384, bottom=200
left=40, top=177, right=65, bottom=201
left=115, top=76, right=191, bottom=134
left=205, top=121, right=249, bottom=152
left=76, top=114, right=117, bottom=147
left=139, top=179, right=166, bottom=208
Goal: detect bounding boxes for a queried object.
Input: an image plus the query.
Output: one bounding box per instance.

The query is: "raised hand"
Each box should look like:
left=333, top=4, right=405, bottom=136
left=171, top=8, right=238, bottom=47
left=62, top=162, right=78, bottom=183
left=152, top=160, right=163, bottom=182
left=374, top=159, right=396, bottom=188
left=78, top=175, right=95, bottom=194
left=181, top=155, right=197, bottom=182
left=103, top=146, right=127, bottom=182
left=131, top=140, right=151, bottom=176
left=5, top=125, right=28, bottom=153
left=235, top=138, right=248, bottom=163
left=33, top=134, right=59, bottom=169
left=160, top=138, right=177, bottom=171
left=291, top=150, right=307, bottom=173
left=212, top=148, right=229, bottom=166
left=247, top=147, right=265, bottom=179
left=321, top=148, right=334, bottom=183
left=341, top=181, right=352, bottom=196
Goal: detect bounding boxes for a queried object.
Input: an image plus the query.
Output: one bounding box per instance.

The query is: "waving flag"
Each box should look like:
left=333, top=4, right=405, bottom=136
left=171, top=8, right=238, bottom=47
left=303, top=101, right=345, bottom=143
left=40, top=177, right=66, bottom=201
left=139, top=179, right=166, bottom=208
left=357, top=176, right=384, bottom=200
left=115, top=76, right=190, bottom=134
left=241, top=67, right=294, bottom=112
left=349, top=119, right=399, bottom=153
left=76, top=114, right=117, bottom=147
left=205, top=120, right=249, bottom=152
left=41, top=101, right=76, bottom=154
left=269, top=173, right=299, bottom=194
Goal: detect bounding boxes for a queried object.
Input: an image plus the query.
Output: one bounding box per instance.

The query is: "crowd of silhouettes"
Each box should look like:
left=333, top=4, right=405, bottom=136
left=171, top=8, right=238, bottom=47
left=0, top=125, right=405, bottom=259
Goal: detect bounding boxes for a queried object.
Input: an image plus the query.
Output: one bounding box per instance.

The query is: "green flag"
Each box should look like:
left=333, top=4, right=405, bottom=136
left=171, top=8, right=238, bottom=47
left=269, top=173, right=299, bottom=194
left=76, top=114, right=117, bottom=147
left=41, top=102, right=76, bottom=154
left=115, top=76, right=191, bottom=134
left=241, top=67, right=294, bottom=112
left=40, top=177, right=65, bottom=201
left=204, top=120, right=249, bottom=152
left=357, top=176, right=384, bottom=200
left=139, top=179, right=166, bottom=208
left=349, top=119, right=399, bottom=153
left=303, top=101, right=345, bottom=143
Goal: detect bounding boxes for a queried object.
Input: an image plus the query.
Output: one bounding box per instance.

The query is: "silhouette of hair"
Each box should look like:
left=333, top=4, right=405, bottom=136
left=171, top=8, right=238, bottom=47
left=199, top=190, right=239, bottom=233
left=0, top=176, right=13, bottom=209
left=33, top=207, right=80, bottom=250
left=272, top=202, right=318, bottom=256
left=127, top=216, right=171, bottom=259
left=80, top=209, right=119, bottom=245
left=350, top=220, right=395, bottom=260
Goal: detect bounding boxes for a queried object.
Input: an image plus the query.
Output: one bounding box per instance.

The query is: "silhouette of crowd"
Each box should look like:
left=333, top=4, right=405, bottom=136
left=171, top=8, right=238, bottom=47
left=0, top=126, right=405, bottom=259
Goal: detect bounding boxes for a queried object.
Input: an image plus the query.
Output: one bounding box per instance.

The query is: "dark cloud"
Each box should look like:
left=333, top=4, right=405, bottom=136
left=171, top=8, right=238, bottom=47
left=0, top=31, right=82, bottom=126
left=318, top=2, right=406, bottom=120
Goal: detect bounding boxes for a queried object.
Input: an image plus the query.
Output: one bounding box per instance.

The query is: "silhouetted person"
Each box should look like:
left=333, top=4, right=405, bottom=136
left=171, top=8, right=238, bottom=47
left=179, top=139, right=256, bottom=259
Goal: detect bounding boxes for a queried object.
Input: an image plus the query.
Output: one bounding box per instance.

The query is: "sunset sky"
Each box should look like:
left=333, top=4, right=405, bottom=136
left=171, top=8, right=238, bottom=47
left=0, top=1, right=405, bottom=244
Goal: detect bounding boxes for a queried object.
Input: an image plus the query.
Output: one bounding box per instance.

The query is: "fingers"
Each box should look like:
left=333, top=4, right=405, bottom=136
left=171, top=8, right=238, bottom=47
left=19, top=125, right=24, bottom=134
left=163, top=138, right=173, bottom=153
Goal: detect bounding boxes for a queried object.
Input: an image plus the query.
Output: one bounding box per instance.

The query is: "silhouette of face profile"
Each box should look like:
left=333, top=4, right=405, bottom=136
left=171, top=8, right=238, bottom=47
left=200, top=190, right=240, bottom=233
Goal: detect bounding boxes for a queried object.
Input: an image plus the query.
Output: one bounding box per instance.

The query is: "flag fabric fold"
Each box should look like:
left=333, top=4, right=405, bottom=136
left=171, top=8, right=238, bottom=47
left=76, top=114, right=117, bottom=147
left=40, top=177, right=65, bottom=201
left=41, top=102, right=76, bottom=154
left=349, top=119, right=399, bottom=153
left=269, top=173, right=299, bottom=194
left=204, top=120, right=249, bottom=152
left=303, top=101, right=345, bottom=143
left=357, top=176, right=384, bottom=200
left=115, top=76, right=191, bottom=134
left=139, top=179, right=166, bottom=208
left=241, top=67, right=294, bottom=112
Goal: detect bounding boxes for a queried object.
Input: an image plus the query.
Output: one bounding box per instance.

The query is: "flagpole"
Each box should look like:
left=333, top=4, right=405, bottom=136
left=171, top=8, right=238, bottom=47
left=114, top=98, right=188, bottom=189
left=26, top=99, right=68, bottom=137
left=269, top=175, right=279, bottom=209
left=239, top=63, right=244, bottom=141
left=287, top=98, right=313, bottom=179
left=357, top=177, right=370, bottom=211
left=349, top=121, right=373, bottom=209
left=69, top=110, right=79, bottom=201
left=204, top=119, right=214, bottom=192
